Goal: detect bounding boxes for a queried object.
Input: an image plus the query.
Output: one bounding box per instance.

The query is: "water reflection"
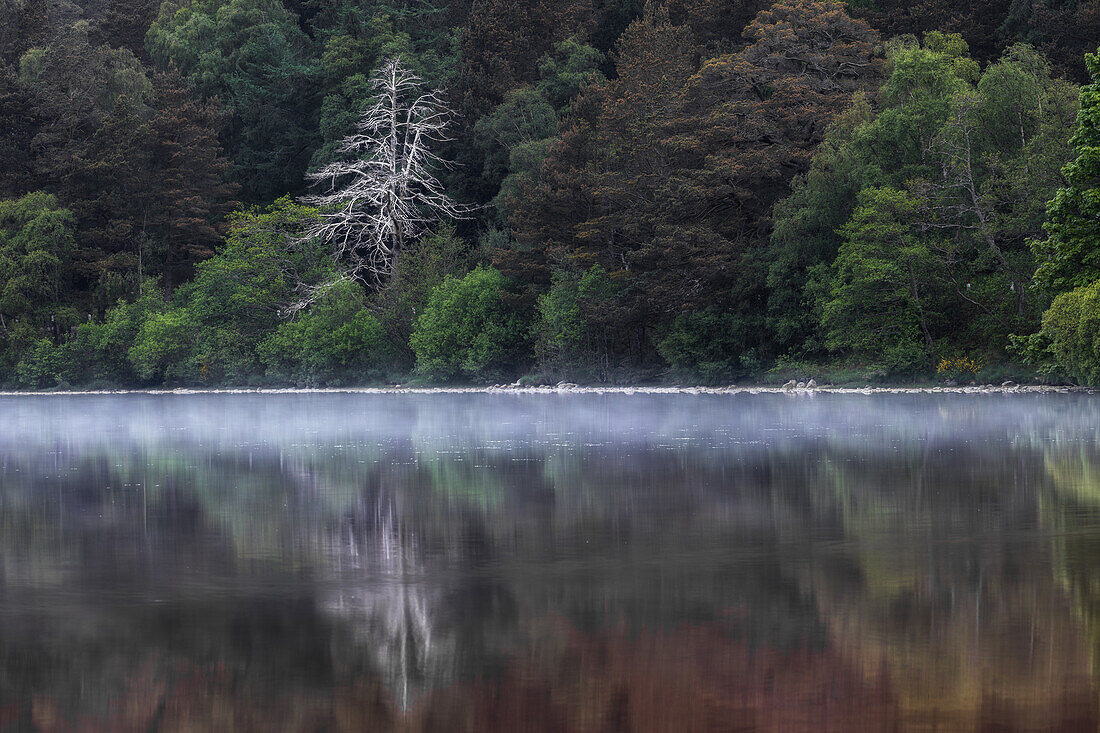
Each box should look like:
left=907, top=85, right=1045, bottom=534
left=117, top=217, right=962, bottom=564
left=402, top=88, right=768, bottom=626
left=1, top=393, right=1099, bottom=731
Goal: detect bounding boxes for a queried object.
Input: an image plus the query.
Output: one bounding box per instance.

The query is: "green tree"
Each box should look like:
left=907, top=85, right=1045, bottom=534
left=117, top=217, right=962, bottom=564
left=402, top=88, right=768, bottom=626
left=146, top=0, right=319, bottom=200
left=512, top=0, right=880, bottom=372
left=766, top=33, right=976, bottom=356
left=765, top=96, right=876, bottom=353
left=999, top=0, right=1100, bottom=82
left=371, top=224, right=469, bottom=364
left=822, top=187, right=940, bottom=372
left=259, top=279, right=392, bottom=385
left=1019, top=46, right=1100, bottom=384
left=19, top=21, right=153, bottom=189
left=535, top=265, right=618, bottom=380
left=474, top=87, right=557, bottom=215
left=770, top=35, right=1076, bottom=359
left=411, top=266, right=527, bottom=381
left=0, top=192, right=79, bottom=379
left=0, top=65, right=39, bottom=200
left=127, top=198, right=329, bottom=384
left=657, top=307, right=760, bottom=384
left=1032, top=48, right=1100, bottom=294
left=68, top=71, right=237, bottom=294
left=452, top=0, right=595, bottom=206
left=1029, top=280, right=1100, bottom=385
left=474, top=39, right=605, bottom=222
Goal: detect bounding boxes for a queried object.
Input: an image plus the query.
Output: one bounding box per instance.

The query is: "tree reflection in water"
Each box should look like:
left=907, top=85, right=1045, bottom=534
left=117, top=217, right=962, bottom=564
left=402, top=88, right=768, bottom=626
left=0, top=392, right=1099, bottom=731
left=323, top=490, right=445, bottom=712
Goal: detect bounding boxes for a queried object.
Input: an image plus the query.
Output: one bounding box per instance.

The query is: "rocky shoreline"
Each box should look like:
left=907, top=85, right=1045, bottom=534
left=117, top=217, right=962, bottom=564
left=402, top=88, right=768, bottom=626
left=0, top=383, right=1092, bottom=396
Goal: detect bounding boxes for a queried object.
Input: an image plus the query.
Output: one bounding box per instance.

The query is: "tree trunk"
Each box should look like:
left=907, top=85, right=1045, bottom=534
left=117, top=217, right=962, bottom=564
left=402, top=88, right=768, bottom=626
left=908, top=261, right=935, bottom=352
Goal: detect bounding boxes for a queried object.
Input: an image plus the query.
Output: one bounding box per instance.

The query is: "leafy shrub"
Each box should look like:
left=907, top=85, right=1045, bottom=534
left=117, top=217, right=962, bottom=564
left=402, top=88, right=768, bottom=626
left=657, top=307, right=759, bottom=384
left=260, top=279, right=392, bottom=384
left=1026, top=279, right=1100, bottom=385
left=15, top=339, right=68, bottom=389
left=372, top=224, right=468, bottom=364
left=535, top=266, right=616, bottom=380
left=411, top=267, right=527, bottom=382
left=936, top=354, right=984, bottom=381
left=127, top=308, right=198, bottom=382
left=64, top=283, right=165, bottom=385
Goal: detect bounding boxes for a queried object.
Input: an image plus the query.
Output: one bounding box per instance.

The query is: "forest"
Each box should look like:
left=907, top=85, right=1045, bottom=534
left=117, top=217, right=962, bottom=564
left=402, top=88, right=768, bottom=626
left=1, top=0, right=1099, bottom=388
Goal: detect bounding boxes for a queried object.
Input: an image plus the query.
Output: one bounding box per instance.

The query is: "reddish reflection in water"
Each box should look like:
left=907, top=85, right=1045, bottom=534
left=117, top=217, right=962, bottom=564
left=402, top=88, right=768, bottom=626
left=7, top=393, right=1100, bottom=732
left=14, top=615, right=1098, bottom=732
left=407, top=616, right=897, bottom=733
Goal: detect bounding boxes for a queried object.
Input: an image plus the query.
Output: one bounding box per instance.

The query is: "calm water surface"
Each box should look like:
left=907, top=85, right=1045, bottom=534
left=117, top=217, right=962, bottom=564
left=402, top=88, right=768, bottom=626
left=1, top=392, right=1099, bottom=731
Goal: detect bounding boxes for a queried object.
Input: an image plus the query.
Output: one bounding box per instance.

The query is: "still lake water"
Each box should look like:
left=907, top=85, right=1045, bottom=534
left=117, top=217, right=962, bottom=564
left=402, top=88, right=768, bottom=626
left=1, top=391, right=1100, bottom=731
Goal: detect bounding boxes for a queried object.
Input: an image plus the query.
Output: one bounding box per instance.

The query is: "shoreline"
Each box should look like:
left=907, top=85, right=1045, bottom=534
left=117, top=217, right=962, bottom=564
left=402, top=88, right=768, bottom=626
left=0, top=384, right=1091, bottom=396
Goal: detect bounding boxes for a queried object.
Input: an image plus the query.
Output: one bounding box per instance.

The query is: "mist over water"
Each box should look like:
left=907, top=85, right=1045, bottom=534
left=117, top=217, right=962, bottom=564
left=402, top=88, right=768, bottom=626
left=1, top=392, right=1099, bottom=731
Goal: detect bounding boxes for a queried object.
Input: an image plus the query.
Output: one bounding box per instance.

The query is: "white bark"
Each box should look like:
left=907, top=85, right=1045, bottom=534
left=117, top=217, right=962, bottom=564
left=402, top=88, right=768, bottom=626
left=295, top=58, right=467, bottom=310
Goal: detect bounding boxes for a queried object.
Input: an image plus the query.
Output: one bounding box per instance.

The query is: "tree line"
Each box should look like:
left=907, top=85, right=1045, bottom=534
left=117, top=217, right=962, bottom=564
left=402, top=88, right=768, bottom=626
left=1, top=0, right=1099, bottom=387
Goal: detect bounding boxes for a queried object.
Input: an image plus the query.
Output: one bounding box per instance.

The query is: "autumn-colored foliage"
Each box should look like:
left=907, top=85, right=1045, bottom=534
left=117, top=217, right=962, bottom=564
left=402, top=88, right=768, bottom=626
left=509, top=0, right=880, bottom=370
left=0, top=0, right=1095, bottom=384
left=455, top=0, right=595, bottom=119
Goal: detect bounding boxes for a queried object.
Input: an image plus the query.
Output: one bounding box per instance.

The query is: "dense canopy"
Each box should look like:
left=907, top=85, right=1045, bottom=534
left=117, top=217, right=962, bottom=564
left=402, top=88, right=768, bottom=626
left=0, top=0, right=1099, bottom=386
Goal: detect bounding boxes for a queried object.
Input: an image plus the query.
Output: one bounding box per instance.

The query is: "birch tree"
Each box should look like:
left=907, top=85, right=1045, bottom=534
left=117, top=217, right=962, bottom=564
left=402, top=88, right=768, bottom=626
left=298, top=58, right=466, bottom=308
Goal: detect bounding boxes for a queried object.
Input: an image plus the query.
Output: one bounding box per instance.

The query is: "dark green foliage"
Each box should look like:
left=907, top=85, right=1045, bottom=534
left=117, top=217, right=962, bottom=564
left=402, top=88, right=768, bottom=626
left=306, top=0, right=461, bottom=85
left=0, top=0, right=1094, bottom=386
left=474, top=87, right=557, bottom=208
left=146, top=0, right=320, bottom=200
left=0, top=64, right=39, bottom=199
left=1032, top=49, right=1100, bottom=294
left=769, top=35, right=1077, bottom=367
left=535, top=265, right=617, bottom=380
left=0, top=192, right=78, bottom=374
left=259, top=279, right=392, bottom=385
left=411, top=266, right=528, bottom=382
left=20, top=21, right=153, bottom=189
left=94, top=0, right=163, bottom=57
left=64, top=70, right=237, bottom=293
left=0, top=0, right=49, bottom=63
left=11, top=20, right=236, bottom=299
left=307, top=5, right=460, bottom=171
left=372, top=224, right=469, bottom=364
left=999, top=0, right=1100, bottom=82
left=845, top=0, right=1100, bottom=82
left=465, top=38, right=605, bottom=223
left=455, top=0, right=593, bottom=120
left=657, top=307, right=760, bottom=384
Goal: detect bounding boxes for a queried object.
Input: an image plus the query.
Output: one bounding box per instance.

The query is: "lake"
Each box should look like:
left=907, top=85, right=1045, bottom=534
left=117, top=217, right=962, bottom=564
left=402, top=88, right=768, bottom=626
left=1, top=391, right=1099, bottom=731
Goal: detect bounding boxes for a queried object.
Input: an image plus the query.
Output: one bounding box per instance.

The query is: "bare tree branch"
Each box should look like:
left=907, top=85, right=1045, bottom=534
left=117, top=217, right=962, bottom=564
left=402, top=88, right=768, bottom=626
left=295, top=58, right=470, bottom=310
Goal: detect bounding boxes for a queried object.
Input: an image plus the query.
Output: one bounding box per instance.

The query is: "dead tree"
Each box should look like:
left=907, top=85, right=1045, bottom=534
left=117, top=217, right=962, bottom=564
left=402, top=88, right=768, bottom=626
left=295, top=58, right=466, bottom=310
